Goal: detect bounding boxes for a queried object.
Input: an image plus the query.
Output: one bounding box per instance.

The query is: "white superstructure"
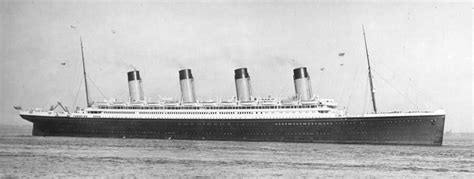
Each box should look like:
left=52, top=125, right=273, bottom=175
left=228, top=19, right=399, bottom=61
left=18, top=66, right=444, bottom=120
left=19, top=96, right=444, bottom=120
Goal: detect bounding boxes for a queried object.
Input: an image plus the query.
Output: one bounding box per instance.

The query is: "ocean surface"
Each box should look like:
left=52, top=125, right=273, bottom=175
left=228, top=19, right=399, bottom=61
left=0, top=125, right=473, bottom=178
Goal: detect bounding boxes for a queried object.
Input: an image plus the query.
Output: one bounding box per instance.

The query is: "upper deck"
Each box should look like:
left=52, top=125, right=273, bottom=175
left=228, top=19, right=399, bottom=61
left=18, top=96, right=445, bottom=120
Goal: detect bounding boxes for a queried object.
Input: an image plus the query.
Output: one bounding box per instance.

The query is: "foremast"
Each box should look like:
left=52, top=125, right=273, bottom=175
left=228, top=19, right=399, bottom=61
left=362, top=25, right=377, bottom=113
left=80, top=37, right=91, bottom=107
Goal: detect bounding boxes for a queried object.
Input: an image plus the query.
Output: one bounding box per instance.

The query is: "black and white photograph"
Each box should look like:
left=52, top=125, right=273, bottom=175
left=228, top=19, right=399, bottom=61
left=0, top=0, right=472, bottom=178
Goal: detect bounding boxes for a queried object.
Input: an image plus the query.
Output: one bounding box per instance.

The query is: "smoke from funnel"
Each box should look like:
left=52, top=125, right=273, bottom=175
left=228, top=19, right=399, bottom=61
left=272, top=56, right=302, bottom=68
left=289, top=59, right=303, bottom=68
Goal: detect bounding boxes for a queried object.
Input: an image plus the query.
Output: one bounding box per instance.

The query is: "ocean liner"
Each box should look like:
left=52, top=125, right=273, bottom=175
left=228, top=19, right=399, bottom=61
left=17, top=29, right=445, bottom=146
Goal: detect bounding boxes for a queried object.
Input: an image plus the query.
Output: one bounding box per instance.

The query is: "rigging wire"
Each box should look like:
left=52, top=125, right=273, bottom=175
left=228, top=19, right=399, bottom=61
left=346, top=62, right=363, bottom=112
left=407, top=79, right=432, bottom=109
left=72, top=77, right=83, bottom=109
left=362, top=74, right=369, bottom=114
left=87, top=75, right=108, bottom=100
left=372, top=69, right=420, bottom=110
left=372, top=60, right=435, bottom=109
left=336, top=66, right=347, bottom=103
left=69, top=53, right=82, bottom=109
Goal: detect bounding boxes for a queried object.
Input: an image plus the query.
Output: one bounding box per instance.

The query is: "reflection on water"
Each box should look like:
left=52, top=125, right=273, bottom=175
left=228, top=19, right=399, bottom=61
left=0, top=125, right=472, bottom=178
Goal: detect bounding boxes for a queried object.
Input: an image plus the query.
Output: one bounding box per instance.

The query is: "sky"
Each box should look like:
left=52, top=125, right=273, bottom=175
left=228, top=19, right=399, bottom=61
left=0, top=0, right=472, bottom=132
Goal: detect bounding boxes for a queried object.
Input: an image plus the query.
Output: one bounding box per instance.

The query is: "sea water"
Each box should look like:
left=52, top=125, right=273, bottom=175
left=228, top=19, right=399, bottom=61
left=0, top=125, right=472, bottom=178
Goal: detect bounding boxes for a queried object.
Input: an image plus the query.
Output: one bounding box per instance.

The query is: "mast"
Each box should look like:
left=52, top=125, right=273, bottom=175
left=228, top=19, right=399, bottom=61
left=362, top=25, right=377, bottom=113
left=80, top=37, right=91, bottom=107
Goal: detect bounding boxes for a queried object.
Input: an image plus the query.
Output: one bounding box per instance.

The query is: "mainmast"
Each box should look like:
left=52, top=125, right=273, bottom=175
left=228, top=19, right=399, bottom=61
left=362, top=25, right=377, bottom=113
left=80, top=37, right=91, bottom=107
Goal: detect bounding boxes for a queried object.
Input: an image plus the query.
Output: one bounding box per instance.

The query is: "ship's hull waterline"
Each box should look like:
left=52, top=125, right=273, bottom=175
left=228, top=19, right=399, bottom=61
left=20, top=114, right=445, bottom=146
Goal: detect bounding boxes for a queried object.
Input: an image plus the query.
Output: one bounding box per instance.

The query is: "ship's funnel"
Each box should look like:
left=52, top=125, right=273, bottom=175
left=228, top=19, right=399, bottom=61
left=179, top=69, right=197, bottom=103
left=234, top=68, right=253, bottom=101
left=127, top=70, right=144, bottom=102
left=293, top=67, right=313, bottom=101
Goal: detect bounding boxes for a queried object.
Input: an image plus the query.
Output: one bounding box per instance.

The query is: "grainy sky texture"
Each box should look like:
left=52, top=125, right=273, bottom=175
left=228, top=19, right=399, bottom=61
left=0, top=1, right=472, bottom=132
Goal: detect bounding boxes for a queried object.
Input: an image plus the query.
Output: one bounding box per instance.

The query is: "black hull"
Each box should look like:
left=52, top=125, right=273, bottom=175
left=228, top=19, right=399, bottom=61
left=20, top=114, right=445, bottom=146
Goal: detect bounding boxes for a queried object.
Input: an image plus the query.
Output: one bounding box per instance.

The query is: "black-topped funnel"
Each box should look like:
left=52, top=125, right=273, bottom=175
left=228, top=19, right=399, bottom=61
left=179, top=69, right=197, bottom=103
left=127, top=70, right=144, bottom=102
left=293, top=67, right=313, bottom=101
left=234, top=68, right=252, bottom=101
